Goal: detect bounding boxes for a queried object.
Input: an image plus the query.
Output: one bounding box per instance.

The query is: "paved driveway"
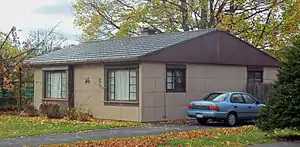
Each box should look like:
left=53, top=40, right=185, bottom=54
left=0, top=120, right=222, bottom=147
left=248, top=141, right=300, bottom=147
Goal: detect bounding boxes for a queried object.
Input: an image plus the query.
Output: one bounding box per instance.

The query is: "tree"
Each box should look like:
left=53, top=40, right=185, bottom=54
left=0, top=25, right=59, bottom=112
left=256, top=35, right=300, bottom=131
left=27, top=29, right=67, bottom=55
left=73, top=0, right=299, bottom=57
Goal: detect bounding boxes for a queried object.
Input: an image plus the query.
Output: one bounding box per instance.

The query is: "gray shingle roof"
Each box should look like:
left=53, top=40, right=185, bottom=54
left=28, top=28, right=217, bottom=64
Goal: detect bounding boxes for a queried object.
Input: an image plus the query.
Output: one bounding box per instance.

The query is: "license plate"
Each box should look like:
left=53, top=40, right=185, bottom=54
left=196, top=114, right=203, bottom=118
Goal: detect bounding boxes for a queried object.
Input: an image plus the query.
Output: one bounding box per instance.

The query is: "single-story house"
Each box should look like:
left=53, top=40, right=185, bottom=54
left=28, top=28, right=278, bottom=122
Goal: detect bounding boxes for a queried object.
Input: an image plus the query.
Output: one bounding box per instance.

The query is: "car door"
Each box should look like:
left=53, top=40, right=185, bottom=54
left=230, top=93, right=248, bottom=119
left=243, top=94, right=260, bottom=119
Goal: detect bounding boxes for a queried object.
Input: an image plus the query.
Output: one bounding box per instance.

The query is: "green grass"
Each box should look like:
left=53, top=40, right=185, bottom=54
left=43, top=126, right=277, bottom=147
left=163, top=131, right=275, bottom=147
left=0, top=115, right=142, bottom=139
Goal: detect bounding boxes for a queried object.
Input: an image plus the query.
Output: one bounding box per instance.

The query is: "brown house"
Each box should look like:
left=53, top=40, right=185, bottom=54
left=28, top=28, right=278, bottom=122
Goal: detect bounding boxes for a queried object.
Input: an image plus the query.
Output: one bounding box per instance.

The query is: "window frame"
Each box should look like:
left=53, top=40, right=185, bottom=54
left=166, top=64, right=186, bottom=93
left=106, top=69, right=138, bottom=101
left=104, top=64, right=139, bottom=105
left=247, top=66, right=263, bottom=84
left=43, top=70, right=68, bottom=99
left=242, top=94, right=259, bottom=104
left=230, top=93, right=246, bottom=104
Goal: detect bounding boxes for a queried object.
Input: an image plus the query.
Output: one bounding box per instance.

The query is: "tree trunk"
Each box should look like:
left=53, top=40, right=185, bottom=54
left=181, top=0, right=189, bottom=31
left=209, top=0, right=215, bottom=27
left=200, top=0, right=208, bottom=29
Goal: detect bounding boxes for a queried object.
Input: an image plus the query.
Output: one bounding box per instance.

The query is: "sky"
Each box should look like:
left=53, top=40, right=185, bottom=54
left=0, top=0, right=81, bottom=45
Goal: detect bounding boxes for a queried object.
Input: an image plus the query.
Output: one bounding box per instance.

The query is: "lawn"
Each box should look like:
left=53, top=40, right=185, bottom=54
left=43, top=126, right=276, bottom=147
left=0, top=115, right=142, bottom=139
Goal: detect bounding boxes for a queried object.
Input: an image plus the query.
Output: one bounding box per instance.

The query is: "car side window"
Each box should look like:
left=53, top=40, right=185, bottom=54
left=230, top=94, right=245, bottom=104
left=243, top=94, right=257, bottom=104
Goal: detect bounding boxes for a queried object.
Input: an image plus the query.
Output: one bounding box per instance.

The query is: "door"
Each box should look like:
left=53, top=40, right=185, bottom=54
left=230, top=94, right=248, bottom=119
left=243, top=94, right=260, bottom=119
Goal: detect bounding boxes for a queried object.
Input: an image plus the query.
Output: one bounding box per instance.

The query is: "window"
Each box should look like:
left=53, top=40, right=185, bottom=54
left=45, top=71, right=67, bottom=98
left=166, top=68, right=186, bottom=92
left=107, top=69, right=137, bottom=101
left=230, top=94, right=245, bottom=103
left=247, top=67, right=263, bottom=83
left=248, top=71, right=263, bottom=83
left=203, top=93, right=229, bottom=102
left=243, top=94, right=257, bottom=104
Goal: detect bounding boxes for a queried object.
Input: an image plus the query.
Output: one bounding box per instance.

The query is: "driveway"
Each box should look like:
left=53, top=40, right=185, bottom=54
left=0, top=120, right=222, bottom=147
left=248, top=141, right=300, bottom=147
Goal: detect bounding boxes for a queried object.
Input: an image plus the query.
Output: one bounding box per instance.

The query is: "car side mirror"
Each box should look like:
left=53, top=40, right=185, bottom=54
left=256, top=101, right=261, bottom=105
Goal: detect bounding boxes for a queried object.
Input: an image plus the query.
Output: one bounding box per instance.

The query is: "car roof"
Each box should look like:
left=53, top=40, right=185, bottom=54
left=214, top=91, right=248, bottom=94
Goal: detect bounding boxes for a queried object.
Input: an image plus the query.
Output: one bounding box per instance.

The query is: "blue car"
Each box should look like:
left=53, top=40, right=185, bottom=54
left=187, top=92, right=265, bottom=126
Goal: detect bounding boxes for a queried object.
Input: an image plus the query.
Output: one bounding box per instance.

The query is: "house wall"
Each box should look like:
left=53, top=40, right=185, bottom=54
left=33, top=67, right=69, bottom=112
left=33, top=68, right=43, bottom=108
left=32, top=63, right=277, bottom=122
left=263, top=67, right=278, bottom=83
left=139, top=62, right=277, bottom=122
left=73, top=64, right=140, bottom=121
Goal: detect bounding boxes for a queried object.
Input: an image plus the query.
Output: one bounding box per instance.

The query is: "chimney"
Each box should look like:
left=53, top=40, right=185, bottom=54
left=141, top=27, right=156, bottom=36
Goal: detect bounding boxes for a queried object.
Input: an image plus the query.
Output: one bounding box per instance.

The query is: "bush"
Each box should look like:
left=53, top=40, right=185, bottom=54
left=67, top=108, right=92, bottom=121
left=23, top=104, right=38, bottom=117
left=39, top=102, right=61, bottom=118
left=256, top=36, right=300, bottom=131
left=0, top=105, right=18, bottom=112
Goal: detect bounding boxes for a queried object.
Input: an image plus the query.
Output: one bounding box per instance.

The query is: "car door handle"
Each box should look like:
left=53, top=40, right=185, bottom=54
left=234, top=106, right=238, bottom=108
left=248, top=106, right=252, bottom=108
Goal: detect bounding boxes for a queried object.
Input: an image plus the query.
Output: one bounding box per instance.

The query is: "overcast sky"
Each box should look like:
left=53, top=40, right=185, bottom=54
left=0, top=0, right=81, bottom=45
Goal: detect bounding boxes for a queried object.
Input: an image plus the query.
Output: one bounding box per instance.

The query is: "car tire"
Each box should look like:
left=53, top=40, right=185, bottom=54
left=197, top=118, right=208, bottom=125
left=225, top=113, right=237, bottom=127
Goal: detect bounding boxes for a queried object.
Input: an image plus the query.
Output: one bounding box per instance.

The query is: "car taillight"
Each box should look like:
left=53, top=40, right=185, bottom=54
left=209, top=106, right=220, bottom=111
left=188, top=104, right=194, bottom=109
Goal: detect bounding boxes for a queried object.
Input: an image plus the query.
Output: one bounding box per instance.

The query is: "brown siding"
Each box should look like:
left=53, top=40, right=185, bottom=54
left=139, top=31, right=278, bottom=67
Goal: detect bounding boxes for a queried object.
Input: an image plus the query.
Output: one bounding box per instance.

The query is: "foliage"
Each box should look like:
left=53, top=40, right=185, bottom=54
left=72, top=0, right=300, bottom=55
left=66, top=107, right=92, bottom=121
left=0, top=25, right=58, bottom=95
left=42, top=126, right=273, bottom=147
left=267, top=128, right=300, bottom=139
left=23, top=104, right=39, bottom=117
left=0, top=115, right=143, bottom=139
left=257, top=35, right=300, bottom=131
left=39, top=102, right=62, bottom=118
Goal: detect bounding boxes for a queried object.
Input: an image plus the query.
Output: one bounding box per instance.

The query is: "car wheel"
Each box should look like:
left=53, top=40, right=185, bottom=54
left=197, top=118, right=208, bottom=125
left=225, top=113, right=237, bottom=127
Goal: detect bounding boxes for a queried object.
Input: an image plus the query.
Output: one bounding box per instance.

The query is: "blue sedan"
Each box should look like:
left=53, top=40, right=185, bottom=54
left=187, top=92, right=265, bottom=126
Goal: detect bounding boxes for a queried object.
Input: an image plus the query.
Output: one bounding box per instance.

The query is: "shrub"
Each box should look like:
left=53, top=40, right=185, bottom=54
left=256, top=36, right=300, bottom=131
left=67, top=108, right=92, bottom=121
left=0, top=105, right=18, bottom=112
left=23, top=104, right=38, bottom=117
left=39, top=102, right=61, bottom=118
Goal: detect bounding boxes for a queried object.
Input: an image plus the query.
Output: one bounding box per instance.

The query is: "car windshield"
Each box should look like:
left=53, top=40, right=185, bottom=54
left=203, top=93, right=228, bottom=102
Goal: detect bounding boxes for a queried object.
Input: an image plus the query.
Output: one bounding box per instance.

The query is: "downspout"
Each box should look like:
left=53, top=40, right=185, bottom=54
left=163, top=66, right=167, bottom=120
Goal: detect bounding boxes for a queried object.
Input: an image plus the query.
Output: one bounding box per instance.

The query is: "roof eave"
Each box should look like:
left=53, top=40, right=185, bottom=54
left=28, top=57, right=140, bottom=67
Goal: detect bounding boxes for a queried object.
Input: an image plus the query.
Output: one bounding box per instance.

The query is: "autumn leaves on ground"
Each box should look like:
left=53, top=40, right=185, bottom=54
left=0, top=115, right=275, bottom=147
left=42, top=126, right=273, bottom=147
left=0, top=115, right=142, bottom=139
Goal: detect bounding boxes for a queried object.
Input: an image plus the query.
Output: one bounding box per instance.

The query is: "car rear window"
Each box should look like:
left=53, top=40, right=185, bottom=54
left=203, top=93, right=228, bottom=102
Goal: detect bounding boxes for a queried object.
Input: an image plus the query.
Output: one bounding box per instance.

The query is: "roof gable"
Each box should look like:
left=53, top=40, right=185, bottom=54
left=139, top=31, right=278, bottom=67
